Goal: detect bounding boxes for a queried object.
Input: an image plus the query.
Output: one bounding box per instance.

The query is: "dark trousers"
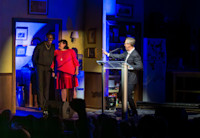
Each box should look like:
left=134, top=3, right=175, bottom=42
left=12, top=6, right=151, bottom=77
left=36, top=65, right=51, bottom=109
left=117, top=83, right=136, bottom=112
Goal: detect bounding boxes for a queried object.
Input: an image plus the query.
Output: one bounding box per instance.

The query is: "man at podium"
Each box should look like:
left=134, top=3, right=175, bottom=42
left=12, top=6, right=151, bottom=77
left=102, top=37, right=143, bottom=116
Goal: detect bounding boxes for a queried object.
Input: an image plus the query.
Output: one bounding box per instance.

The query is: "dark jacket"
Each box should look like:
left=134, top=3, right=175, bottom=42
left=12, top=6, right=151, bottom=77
left=32, top=42, right=55, bottom=67
left=109, top=49, right=143, bottom=84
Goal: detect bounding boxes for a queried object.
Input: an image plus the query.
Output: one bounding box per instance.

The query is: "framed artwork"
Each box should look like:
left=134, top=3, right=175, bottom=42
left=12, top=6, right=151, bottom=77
left=85, top=48, right=97, bottom=58
left=87, top=28, right=96, bottom=44
left=116, top=3, right=133, bottom=17
left=16, top=45, right=27, bottom=56
left=28, top=0, right=48, bottom=15
left=16, top=27, right=28, bottom=40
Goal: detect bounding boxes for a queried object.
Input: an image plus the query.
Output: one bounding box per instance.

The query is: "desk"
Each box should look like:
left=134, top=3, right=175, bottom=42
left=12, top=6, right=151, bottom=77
left=173, top=72, right=200, bottom=102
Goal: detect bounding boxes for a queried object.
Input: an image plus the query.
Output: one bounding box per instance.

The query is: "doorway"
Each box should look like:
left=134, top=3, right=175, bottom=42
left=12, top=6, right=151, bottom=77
left=13, top=18, right=62, bottom=108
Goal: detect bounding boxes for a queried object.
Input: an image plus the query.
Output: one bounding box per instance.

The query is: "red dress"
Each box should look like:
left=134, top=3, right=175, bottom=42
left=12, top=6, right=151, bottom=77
left=51, top=49, right=79, bottom=89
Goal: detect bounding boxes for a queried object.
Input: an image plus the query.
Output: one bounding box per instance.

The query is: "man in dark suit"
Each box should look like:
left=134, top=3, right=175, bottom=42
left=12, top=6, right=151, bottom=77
left=103, top=37, right=143, bottom=116
left=32, top=33, right=55, bottom=113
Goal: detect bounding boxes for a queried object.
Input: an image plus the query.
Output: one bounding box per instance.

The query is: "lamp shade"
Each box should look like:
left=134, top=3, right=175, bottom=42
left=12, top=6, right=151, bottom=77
left=72, top=31, right=79, bottom=38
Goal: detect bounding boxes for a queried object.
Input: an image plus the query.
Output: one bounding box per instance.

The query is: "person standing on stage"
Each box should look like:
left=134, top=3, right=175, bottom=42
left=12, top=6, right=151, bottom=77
left=51, top=40, right=79, bottom=103
left=102, top=37, right=143, bottom=116
left=32, top=33, right=55, bottom=111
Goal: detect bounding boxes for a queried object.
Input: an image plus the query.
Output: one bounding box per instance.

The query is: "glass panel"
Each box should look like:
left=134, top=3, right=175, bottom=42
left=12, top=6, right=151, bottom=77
left=96, top=60, right=133, bottom=70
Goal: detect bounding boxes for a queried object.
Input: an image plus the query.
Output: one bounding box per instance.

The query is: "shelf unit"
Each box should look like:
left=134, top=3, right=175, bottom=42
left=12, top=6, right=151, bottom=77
left=105, top=18, right=143, bottom=106
left=172, top=72, right=200, bottom=102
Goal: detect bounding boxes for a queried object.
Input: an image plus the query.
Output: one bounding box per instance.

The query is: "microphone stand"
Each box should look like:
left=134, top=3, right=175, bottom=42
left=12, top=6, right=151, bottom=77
left=109, top=48, right=122, bottom=53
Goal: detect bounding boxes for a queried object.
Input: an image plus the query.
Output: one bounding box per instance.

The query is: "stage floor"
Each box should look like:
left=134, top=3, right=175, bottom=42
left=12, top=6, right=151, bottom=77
left=14, top=102, right=200, bottom=121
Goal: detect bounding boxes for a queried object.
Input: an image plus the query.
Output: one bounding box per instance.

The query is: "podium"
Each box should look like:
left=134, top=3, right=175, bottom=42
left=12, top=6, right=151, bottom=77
left=97, top=60, right=133, bottom=119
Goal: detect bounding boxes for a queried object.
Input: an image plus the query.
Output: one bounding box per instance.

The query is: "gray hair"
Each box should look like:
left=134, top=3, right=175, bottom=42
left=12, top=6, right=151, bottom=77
left=125, top=37, right=136, bottom=46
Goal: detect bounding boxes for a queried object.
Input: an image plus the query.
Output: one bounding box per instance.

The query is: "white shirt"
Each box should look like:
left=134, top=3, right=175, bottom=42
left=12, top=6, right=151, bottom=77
left=125, top=47, right=135, bottom=62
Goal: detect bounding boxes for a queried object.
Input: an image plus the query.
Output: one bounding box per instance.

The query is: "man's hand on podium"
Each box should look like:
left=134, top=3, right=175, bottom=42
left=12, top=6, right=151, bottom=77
left=102, top=49, right=109, bottom=56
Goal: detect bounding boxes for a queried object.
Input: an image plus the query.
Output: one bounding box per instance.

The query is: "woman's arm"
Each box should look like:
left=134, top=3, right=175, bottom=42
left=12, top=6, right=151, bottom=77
left=75, top=66, right=79, bottom=76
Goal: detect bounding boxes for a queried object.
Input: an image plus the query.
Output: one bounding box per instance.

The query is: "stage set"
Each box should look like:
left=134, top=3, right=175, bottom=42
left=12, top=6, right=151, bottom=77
left=2, top=0, right=200, bottom=137
left=13, top=19, right=200, bottom=121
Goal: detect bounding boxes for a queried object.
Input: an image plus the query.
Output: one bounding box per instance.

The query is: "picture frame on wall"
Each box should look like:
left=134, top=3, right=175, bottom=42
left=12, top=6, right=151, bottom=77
left=116, top=3, right=133, bottom=17
left=16, top=45, right=27, bottom=56
left=28, top=0, right=48, bottom=15
left=87, top=28, right=96, bottom=44
left=85, top=48, right=97, bottom=58
left=16, top=27, right=28, bottom=40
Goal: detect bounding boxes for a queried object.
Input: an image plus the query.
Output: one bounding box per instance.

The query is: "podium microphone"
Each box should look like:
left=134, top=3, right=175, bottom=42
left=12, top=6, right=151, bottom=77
left=109, top=48, right=122, bottom=53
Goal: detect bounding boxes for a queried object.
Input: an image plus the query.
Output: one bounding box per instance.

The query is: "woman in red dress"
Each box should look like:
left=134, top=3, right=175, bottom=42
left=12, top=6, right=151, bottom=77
left=51, top=40, right=79, bottom=102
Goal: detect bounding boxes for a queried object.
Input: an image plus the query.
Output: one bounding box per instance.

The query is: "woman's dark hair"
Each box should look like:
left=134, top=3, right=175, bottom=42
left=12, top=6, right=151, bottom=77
left=59, top=40, right=69, bottom=49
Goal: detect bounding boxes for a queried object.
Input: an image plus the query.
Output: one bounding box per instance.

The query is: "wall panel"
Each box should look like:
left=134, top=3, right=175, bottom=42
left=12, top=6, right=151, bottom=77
left=0, top=74, right=15, bottom=113
left=85, top=72, right=103, bottom=108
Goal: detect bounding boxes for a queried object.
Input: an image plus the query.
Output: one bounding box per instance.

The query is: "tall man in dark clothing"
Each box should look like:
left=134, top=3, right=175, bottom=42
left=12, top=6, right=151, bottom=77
left=32, top=33, right=55, bottom=111
left=103, top=37, right=143, bottom=116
